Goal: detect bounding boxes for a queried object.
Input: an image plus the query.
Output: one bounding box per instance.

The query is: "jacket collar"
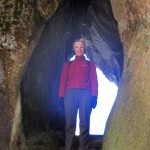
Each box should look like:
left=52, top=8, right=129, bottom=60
left=75, top=55, right=85, bottom=61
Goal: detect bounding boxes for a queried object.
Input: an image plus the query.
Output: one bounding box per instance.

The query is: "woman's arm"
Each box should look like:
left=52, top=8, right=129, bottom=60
left=90, top=61, right=98, bottom=97
left=59, top=62, right=69, bottom=97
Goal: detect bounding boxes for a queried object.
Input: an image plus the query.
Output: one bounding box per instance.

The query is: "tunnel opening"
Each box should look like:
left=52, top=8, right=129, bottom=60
left=20, top=0, right=124, bottom=149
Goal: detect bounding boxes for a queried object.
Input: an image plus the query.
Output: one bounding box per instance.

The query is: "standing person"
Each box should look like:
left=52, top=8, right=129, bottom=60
left=59, top=38, right=98, bottom=150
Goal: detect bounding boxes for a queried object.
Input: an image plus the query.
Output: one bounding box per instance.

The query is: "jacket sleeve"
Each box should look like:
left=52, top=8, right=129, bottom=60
left=59, top=62, right=69, bottom=97
left=90, top=61, right=98, bottom=97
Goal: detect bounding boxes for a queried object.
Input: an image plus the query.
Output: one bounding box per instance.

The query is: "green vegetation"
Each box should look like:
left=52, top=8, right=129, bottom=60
left=1, top=0, right=23, bottom=32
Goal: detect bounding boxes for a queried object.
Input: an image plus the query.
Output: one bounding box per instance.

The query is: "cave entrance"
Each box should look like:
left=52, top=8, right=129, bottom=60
left=21, top=0, right=123, bottom=149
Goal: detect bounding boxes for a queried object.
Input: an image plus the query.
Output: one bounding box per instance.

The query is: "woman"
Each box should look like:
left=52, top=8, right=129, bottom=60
left=59, top=38, right=98, bottom=150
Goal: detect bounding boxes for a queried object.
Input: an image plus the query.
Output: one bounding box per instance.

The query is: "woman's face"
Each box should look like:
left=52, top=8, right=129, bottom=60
left=74, top=42, right=85, bottom=56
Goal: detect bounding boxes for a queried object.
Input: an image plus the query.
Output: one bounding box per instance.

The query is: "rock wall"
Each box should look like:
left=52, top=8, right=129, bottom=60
left=0, top=0, right=60, bottom=149
left=103, top=1, right=150, bottom=150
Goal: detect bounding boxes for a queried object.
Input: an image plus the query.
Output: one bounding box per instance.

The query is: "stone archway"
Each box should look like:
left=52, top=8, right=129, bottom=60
left=20, top=0, right=123, bottom=140
left=0, top=0, right=150, bottom=150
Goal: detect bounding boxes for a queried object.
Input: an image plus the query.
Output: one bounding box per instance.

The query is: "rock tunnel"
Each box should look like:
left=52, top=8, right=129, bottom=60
left=0, top=0, right=150, bottom=149
left=21, top=0, right=123, bottom=138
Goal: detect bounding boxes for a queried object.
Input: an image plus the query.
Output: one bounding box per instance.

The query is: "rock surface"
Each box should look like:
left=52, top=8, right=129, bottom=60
left=2, top=0, right=148, bottom=149
left=103, top=1, right=150, bottom=150
left=0, top=0, right=60, bottom=149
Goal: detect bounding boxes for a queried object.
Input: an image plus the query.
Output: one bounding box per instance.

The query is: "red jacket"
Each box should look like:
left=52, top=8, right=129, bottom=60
left=59, top=55, right=98, bottom=97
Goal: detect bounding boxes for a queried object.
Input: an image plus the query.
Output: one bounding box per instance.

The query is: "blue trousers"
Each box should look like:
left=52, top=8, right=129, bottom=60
left=64, top=89, right=92, bottom=150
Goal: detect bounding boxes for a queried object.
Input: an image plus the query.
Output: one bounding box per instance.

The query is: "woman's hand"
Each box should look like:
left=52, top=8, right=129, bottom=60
left=91, top=96, right=97, bottom=109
